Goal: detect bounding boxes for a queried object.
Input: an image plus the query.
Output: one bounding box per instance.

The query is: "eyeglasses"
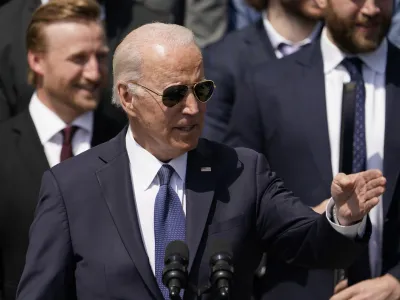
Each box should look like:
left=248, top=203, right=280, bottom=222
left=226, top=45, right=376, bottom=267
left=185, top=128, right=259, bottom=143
left=127, top=79, right=216, bottom=108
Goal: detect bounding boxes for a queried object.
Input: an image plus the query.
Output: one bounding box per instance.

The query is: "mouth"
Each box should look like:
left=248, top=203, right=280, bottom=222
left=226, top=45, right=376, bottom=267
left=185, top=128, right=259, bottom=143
left=356, top=20, right=380, bottom=29
left=357, top=24, right=377, bottom=28
left=174, top=125, right=197, bottom=132
left=76, top=84, right=100, bottom=93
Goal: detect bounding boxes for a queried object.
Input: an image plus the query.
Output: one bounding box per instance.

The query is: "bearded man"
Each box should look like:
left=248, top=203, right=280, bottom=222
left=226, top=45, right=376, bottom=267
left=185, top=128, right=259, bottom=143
left=226, top=0, right=400, bottom=299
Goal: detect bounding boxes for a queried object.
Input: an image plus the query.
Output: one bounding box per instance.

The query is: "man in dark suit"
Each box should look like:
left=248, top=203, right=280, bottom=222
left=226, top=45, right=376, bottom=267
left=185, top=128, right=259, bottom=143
left=0, top=1, right=122, bottom=299
left=226, top=0, right=400, bottom=298
left=16, top=22, right=386, bottom=300
left=0, top=0, right=182, bottom=123
left=201, top=0, right=323, bottom=143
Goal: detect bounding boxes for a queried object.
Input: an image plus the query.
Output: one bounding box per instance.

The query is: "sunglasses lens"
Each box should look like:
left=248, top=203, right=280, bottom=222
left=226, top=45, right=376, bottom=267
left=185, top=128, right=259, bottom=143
left=194, top=80, right=215, bottom=102
left=162, top=85, right=189, bottom=107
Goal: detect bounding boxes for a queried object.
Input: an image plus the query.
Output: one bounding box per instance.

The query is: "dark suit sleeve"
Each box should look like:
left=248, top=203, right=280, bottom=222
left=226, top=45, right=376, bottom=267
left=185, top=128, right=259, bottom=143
left=224, top=69, right=264, bottom=153
left=254, top=152, right=370, bottom=269
left=16, top=171, right=76, bottom=300
left=202, top=45, right=235, bottom=143
left=388, top=264, right=400, bottom=280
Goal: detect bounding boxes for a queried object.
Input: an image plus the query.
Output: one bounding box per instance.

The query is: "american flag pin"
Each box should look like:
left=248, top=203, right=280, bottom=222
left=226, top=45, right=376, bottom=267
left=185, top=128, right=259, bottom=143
left=201, top=167, right=212, bottom=172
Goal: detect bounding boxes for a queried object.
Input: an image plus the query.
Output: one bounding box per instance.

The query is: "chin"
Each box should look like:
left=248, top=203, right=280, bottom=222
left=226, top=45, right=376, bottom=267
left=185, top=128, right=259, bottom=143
left=176, top=138, right=199, bottom=153
left=75, top=97, right=100, bottom=112
left=352, top=37, right=382, bottom=53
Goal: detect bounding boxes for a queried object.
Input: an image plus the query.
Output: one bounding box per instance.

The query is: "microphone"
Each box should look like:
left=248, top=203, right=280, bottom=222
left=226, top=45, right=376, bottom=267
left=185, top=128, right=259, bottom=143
left=162, top=240, right=189, bottom=299
left=209, top=240, right=234, bottom=299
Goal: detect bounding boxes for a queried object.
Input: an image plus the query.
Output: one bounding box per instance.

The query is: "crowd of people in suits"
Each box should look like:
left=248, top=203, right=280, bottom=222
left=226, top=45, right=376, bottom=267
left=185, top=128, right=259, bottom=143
left=0, top=0, right=399, bottom=299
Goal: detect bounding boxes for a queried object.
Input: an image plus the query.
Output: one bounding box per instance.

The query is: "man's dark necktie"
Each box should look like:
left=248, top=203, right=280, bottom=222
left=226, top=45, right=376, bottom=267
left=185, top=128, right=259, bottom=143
left=338, top=57, right=371, bottom=285
left=60, top=125, right=78, bottom=162
left=154, top=164, right=186, bottom=299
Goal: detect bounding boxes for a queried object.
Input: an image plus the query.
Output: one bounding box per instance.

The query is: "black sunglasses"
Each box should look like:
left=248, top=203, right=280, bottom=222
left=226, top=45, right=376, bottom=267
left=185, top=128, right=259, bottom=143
left=127, top=80, right=216, bottom=108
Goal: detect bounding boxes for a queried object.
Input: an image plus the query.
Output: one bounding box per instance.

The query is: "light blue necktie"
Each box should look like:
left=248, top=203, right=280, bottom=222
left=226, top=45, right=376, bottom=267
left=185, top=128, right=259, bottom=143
left=154, top=164, right=186, bottom=299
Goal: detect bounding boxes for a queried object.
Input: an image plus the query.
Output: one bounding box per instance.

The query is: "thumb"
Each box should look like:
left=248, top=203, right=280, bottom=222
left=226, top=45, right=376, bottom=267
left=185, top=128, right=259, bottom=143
left=334, top=173, right=355, bottom=190
left=334, top=279, right=348, bottom=294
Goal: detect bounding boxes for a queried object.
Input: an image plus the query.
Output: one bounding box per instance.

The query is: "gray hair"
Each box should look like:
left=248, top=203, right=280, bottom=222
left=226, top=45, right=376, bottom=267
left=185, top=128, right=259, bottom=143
left=111, top=22, right=197, bottom=107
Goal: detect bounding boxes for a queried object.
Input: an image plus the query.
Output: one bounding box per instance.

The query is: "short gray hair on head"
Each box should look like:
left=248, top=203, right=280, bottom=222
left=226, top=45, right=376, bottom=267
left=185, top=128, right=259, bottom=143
left=111, top=22, right=197, bottom=107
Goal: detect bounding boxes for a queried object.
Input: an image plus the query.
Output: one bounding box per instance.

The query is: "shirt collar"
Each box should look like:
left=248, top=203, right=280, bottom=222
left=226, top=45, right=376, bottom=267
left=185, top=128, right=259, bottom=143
left=125, top=126, right=187, bottom=191
left=29, top=92, right=94, bottom=145
left=262, top=13, right=322, bottom=50
left=321, top=27, right=387, bottom=74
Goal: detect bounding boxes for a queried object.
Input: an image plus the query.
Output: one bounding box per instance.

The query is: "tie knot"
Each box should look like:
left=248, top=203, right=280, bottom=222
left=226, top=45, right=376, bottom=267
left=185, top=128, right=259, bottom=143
left=157, top=164, right=175, bottom=186
left=61, top=125, right=79, bottom=145
left=342, top=57, right=363, bottom=80
left=278, top=42, right=294, bottom=56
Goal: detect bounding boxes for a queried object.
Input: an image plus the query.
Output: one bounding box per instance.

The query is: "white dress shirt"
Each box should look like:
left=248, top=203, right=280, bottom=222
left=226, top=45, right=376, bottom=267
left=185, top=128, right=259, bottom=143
left=321, top=28, right=386, bottom=277
left=262, top=15, right=322, bottom=58
left=126, top=127, right=187, bottom=275
left=125, top=126, right=365, bottom=276
left=29, top=93, right=94, bottom=168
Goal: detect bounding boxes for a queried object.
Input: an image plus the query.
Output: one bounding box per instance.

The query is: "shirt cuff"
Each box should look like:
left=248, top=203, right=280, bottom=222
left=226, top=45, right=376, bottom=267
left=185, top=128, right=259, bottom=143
left=325, top=198, right=367, bottom=238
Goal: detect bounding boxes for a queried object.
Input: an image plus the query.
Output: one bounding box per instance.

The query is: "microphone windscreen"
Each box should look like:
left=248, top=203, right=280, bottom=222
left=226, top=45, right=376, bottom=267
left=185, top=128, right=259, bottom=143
left=164, top=240, right=189, bottom=262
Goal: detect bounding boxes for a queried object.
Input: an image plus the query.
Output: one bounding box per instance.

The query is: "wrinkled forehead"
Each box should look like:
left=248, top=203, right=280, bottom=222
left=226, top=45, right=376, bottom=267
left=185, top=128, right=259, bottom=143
left=141, top=44, right=204, bottom=86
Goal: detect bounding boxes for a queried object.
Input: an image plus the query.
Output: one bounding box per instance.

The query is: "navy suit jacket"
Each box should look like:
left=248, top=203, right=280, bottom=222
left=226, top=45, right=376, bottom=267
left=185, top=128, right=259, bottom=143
left=17, top=129, right=371, bottom=300
left=226, top=40, right=400, bottom=299
left=0, top=109, right=122, bottom=300
left=202, top=19, right=276, bottom=142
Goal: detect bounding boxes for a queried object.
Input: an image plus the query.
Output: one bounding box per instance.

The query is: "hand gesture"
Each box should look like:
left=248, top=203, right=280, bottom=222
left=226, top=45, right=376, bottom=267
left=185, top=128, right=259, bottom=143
left=331, top=170, right=385, bottom=225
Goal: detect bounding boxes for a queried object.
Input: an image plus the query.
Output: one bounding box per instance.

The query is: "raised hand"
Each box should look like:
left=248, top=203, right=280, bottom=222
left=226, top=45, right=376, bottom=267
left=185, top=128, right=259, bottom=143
left=331, top=170, right=386, bottom=226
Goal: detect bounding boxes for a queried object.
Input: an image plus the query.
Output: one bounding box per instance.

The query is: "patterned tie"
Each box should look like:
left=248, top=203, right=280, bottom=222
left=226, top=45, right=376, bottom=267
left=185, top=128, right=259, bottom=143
left=60, top=125, right=79, bottom=162
left=154, top=164, right=186, bottom=299
left=341, top=58, right=367, bottom=173
left=341, top=58, right=371, bottom=284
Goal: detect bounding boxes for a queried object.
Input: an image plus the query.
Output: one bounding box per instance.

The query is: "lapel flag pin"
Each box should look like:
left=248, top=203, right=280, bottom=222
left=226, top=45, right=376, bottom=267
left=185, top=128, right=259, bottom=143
left=201, top=167, right=211, bottom=172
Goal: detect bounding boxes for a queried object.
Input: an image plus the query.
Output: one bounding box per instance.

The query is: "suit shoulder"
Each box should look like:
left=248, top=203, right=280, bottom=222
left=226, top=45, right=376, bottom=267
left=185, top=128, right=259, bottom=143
left=199, top=138, right=261, bottom=165
left=0, top=112, right=25, bottom=136
left=0, top=117, right=14, bottom=134
left=203, top=23, right=259, bottom=57
left=247, top=43, right=314, bottom=87
left=51, top=132, right=123, bottom=178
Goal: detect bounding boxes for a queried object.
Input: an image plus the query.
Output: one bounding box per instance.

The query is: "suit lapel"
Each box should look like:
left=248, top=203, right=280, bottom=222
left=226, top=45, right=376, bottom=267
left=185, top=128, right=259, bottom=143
left=13, top=110, right=50, bottom=179
left=185, top=139, right=216, bottom=272
left=244, top=19, right=276, bottom=66
left=383, top=43, right=400, bottom=216
left=294, top=42, right=333, bottom=188
left=96, top=130, right=162, bottom=300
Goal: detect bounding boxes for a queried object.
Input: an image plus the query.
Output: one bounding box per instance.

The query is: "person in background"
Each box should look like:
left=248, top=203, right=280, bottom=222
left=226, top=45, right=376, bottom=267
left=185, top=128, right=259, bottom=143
left=0, top=1, right=121, bottom=299
left=184, top=0, right=260, bottom=48
left=0, top=0, right=182, bottom=123
left=226, top=0, right=400, bottom=298
left=201, top=0, right=323, bottom=144
left=388, top=0, right=400, bottom=48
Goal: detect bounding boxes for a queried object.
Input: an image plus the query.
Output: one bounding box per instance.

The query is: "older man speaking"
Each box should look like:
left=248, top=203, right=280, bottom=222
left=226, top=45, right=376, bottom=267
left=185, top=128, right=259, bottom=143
left=17, top=23, right=385, bottom=300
